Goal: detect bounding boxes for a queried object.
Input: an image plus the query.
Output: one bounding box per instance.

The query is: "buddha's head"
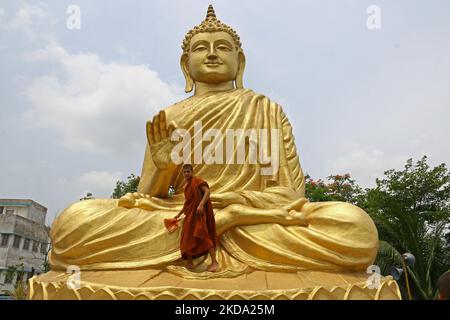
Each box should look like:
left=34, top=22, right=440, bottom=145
left=181, top=5, right=246, bottom=93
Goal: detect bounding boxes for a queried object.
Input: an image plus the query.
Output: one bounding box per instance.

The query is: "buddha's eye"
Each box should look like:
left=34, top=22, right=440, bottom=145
left=193, top=45, right=207, bottom=52
left=217, top=45, right=231, bottom=51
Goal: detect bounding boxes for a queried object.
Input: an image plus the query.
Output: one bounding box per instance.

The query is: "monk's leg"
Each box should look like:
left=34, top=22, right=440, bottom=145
left=186, top=255, right=194, bottom=269
left=215, top=201, right=309, bottom=235
left=207, top=247, right=219, bottom=272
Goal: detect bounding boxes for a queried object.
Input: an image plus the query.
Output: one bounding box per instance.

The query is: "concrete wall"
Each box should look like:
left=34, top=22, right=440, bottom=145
left=28, top=205, right=46, bottom=225
left=0, top=199, right=47, bottom=225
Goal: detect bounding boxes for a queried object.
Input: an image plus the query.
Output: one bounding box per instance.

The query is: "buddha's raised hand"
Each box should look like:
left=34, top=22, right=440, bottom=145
left=146, top=110, right=179, bottom=170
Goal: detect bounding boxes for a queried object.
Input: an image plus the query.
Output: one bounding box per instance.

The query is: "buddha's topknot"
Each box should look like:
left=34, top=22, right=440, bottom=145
left=182, top=5, right=242, bottom=53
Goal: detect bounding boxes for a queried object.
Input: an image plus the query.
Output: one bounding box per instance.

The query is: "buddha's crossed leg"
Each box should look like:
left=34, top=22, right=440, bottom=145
left=214, top=197, right=310, bottom=235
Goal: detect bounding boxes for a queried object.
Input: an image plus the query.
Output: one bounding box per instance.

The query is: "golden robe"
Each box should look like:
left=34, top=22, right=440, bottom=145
left=49, top=89, right=378, bottom=276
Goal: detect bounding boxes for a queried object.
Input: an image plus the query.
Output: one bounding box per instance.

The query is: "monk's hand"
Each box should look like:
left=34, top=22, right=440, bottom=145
left=147, top=110, right=181, bottom=170
left=173, top=213, right=182, bottom=220
left=196, top=205, right=204, bottom=217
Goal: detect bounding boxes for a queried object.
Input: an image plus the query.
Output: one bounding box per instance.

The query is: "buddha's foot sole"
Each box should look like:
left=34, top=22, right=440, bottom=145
left=27, top=269, right=401, bottom=300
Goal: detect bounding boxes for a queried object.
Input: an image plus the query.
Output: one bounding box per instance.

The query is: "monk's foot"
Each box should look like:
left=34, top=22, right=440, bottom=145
left=186, top=262, right=194, bottom=270
left=286, top=210, right=309, bottom=227
left=207, top=262, right=219, bottom=272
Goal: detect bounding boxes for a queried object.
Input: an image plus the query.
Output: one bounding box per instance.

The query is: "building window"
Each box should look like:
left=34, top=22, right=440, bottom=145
left=32, top=240, right=39, bottom=253
left=5, top=209, right=14, bottom=214
left=40, top=243, right=48, bottom=255
left=1, top=234, right=10, bottom=247
left=13, top=235, right=21, bottom=248
left=23, top=238, right=30, bottom=251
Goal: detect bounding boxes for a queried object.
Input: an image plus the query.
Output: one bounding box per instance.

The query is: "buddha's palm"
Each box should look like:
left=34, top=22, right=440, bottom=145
left=147, top=110, right=178, bottom=170
left=118, top=110, right=178, bottom=208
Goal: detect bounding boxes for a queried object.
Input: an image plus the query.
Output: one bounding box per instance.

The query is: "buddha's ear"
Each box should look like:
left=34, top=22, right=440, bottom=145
left=180, top=53, right=194, bottom=93
left=235, top=51, right=246, bottom=89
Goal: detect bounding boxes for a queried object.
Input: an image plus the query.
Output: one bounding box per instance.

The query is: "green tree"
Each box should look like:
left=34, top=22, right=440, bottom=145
left=111, top=174, right=140, bottom=199
left=1, top=260, right=27, bottom=300
left=366, top=156, right=450, bottom=299
left=80, top=192, right=94, bottom=201
left=305, top=157, right=450, bottom=299
left=305, top=173, right=365, bottom=206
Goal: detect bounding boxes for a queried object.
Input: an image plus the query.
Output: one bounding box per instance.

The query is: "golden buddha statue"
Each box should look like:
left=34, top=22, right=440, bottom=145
left=28, top=5, right=401, bottom=300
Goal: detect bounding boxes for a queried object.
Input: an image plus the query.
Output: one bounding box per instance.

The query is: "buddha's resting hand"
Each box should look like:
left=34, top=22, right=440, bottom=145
left=146, top=110, right=181, bottom=170
left=118, top=192, right=148, bottom=209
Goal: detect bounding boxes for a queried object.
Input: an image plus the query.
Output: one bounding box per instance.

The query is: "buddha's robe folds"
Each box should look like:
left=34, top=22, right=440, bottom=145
left=180, top=176, right=217, bottom=259
left=49, top=89, right=378, bottom=275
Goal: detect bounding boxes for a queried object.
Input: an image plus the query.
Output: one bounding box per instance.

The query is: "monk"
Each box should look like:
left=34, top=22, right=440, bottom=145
left=174, top=164, right=218, bottom=272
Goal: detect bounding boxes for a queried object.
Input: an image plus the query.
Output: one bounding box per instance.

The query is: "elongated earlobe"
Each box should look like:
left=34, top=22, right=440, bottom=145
left=235, top=51, right=246, bottom=89
left=180, top=54, right=194, bottom=93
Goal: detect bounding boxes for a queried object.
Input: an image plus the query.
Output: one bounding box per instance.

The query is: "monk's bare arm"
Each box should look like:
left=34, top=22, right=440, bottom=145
left=197, top=185, right=211, bottom=215
left=199, top=185, right=210, bottom=206
left=174, top=203, right=187, bottom=219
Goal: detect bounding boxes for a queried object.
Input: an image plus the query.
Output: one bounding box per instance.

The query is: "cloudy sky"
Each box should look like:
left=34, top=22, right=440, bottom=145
left=1, top=0, right=449, bottom=225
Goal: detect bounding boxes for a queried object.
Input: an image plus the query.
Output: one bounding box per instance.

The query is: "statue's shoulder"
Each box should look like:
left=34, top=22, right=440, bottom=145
left=161, top=95, right=195, bottom=119
left=240, top=89, right=284, bottom=111
left=164, top=95, right=192, bottom=110
left=162, top=89, right=283, bottom=112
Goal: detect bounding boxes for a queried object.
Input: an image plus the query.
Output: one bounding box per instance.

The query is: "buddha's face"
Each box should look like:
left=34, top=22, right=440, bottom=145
left=186, top=31, right=240, bottom=84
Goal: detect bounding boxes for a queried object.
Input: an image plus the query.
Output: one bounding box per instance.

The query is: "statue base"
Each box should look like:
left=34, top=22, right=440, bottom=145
left=28, top=269, right=401, bottom=300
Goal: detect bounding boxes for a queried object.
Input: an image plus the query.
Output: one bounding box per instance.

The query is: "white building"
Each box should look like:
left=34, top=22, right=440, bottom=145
left=0, top=199, right=50, bottom=294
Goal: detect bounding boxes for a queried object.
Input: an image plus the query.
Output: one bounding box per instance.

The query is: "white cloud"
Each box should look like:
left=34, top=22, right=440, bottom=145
left=324, top=141, right=408, bottom=187
left=23, top=43, right=182, bottom=155
left=79, top=170, right=123, bottom=196
left=7, top=2, right=55, bottom=41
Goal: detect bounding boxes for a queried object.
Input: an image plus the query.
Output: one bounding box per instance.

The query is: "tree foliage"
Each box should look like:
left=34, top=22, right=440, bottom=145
left=1, top=260, right=27, bottom=300
left=365, top=156, right=450, bottom=299
left=111, top=174, right=140, bottom=199
left=79, top=192, right=94, bottom=201
left=305, top=173, right=365, bottom=206
left=305, top=156, right=450, bottom=299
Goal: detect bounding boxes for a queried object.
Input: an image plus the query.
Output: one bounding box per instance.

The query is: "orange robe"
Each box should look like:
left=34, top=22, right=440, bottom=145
left=180, top=176, right=217, bottom=259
